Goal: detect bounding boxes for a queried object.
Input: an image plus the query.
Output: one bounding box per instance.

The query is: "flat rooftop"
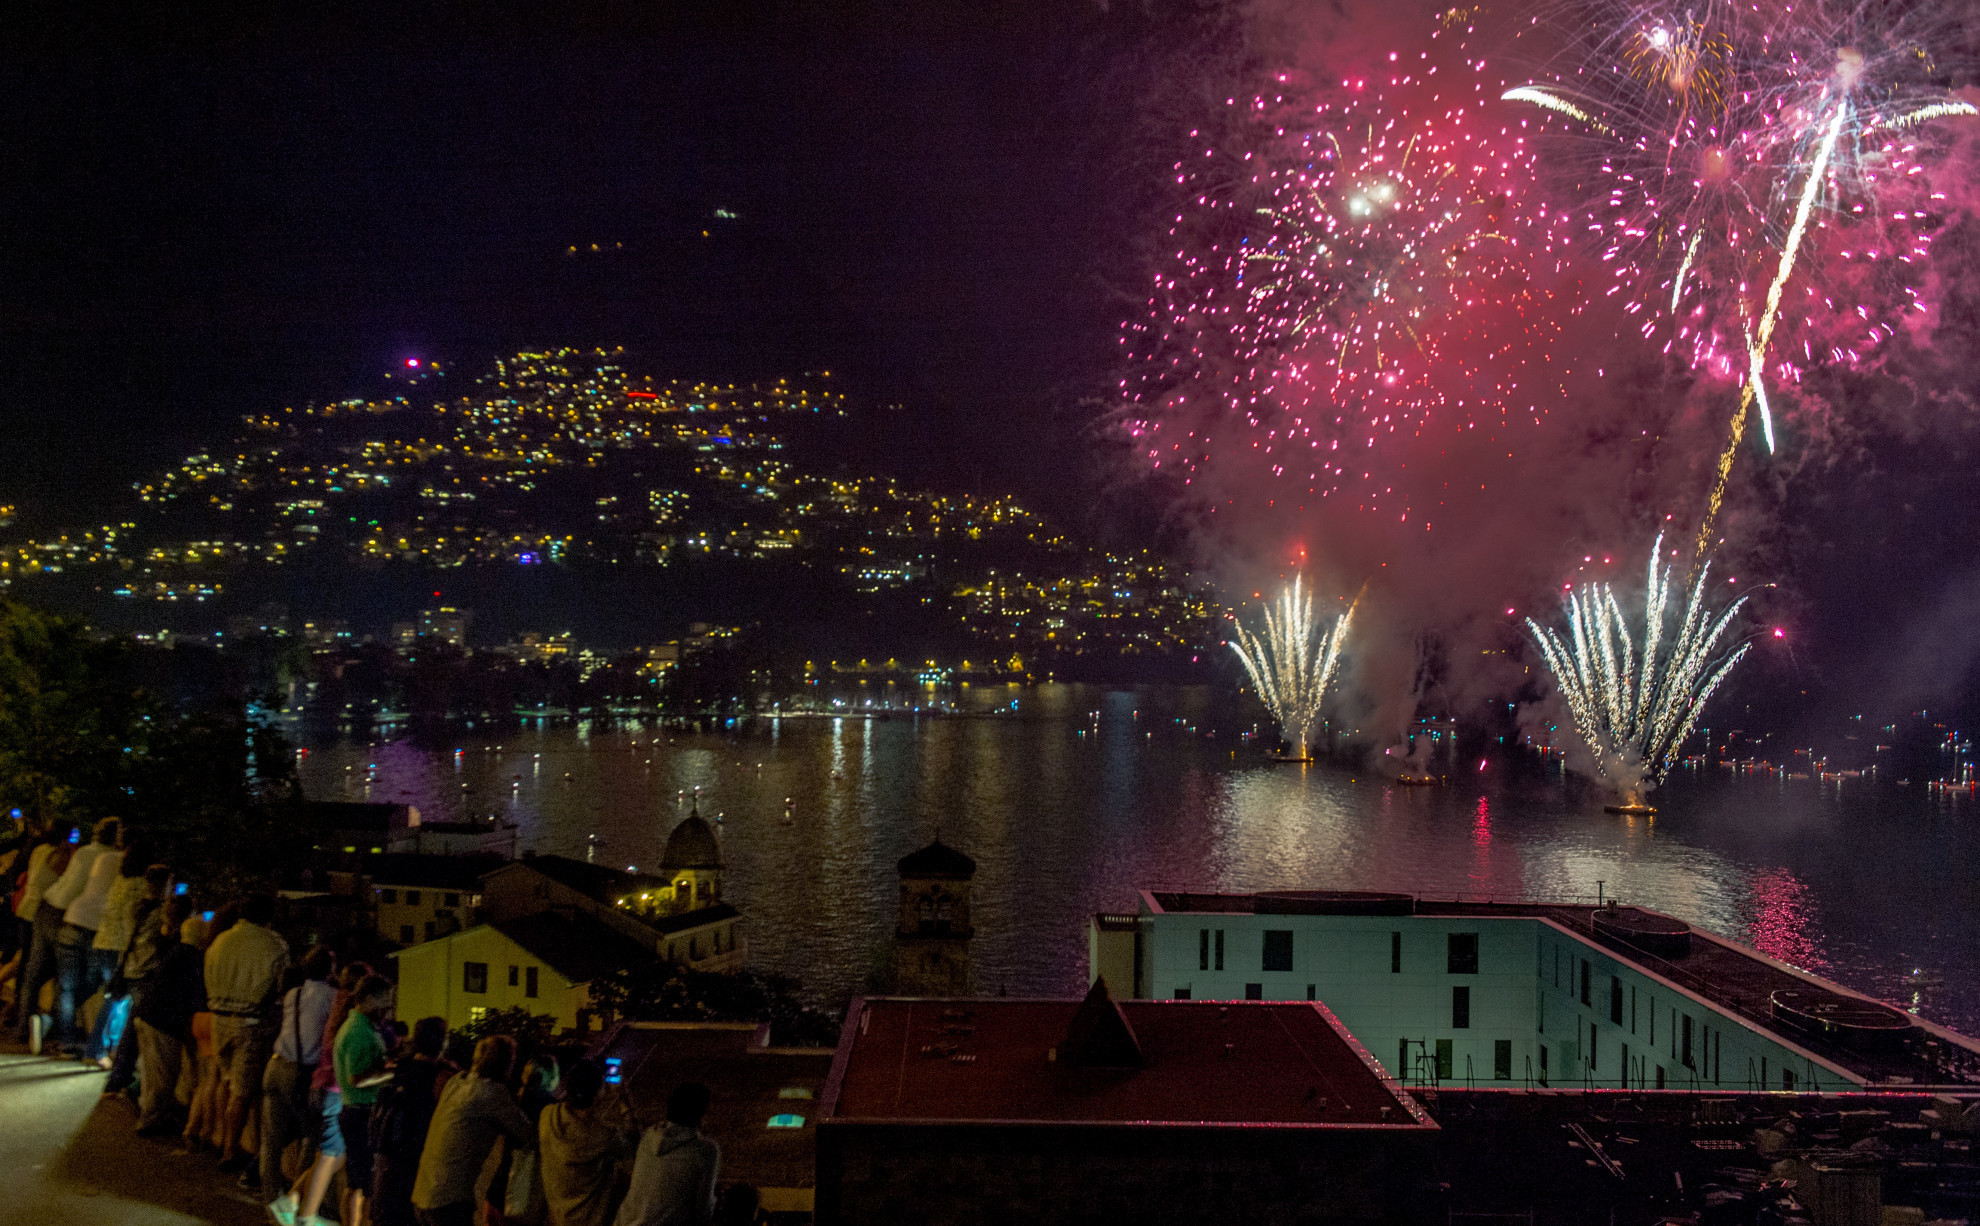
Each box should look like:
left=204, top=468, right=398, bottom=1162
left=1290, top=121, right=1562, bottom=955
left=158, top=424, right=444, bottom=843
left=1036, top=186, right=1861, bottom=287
left=591, top=1022, right=833, bottom=1201
left=1144, top=890, right=1980, bottom=1088
left=823, top=996, right=1436, bottom=1129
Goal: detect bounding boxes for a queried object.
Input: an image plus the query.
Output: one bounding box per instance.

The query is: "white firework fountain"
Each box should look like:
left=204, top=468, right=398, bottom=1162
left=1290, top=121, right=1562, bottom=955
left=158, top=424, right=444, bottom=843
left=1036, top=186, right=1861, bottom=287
left=1230, top=576, right=1355, bottom=760
left=1526, top=534, right=1750, bottom=813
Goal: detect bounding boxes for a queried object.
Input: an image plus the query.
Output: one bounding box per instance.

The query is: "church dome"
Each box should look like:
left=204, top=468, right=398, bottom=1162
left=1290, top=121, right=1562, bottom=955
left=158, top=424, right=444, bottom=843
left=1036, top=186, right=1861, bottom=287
left=660, top=808, right=723, bottom=871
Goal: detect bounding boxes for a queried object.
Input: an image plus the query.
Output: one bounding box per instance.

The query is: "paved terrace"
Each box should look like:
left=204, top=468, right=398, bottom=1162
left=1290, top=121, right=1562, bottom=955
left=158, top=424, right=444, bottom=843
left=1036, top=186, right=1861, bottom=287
left=1146, top=891, right=1980, bottom=1089
left=0, top=1044, right=262, bottom=1226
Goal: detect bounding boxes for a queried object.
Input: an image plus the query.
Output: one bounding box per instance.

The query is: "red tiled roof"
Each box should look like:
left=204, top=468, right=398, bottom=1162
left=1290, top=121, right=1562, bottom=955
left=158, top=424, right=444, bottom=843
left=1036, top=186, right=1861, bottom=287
left=824, top=997, right=1432, bottom=1129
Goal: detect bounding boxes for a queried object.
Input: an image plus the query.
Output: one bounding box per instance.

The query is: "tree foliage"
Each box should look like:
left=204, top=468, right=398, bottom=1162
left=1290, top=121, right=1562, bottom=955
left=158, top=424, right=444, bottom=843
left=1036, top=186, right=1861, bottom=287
left=0, top=599, right=145, bottom=827
left=0, top=596, right=305, bottom=886
left=590, top=962, right=840, bottom=1048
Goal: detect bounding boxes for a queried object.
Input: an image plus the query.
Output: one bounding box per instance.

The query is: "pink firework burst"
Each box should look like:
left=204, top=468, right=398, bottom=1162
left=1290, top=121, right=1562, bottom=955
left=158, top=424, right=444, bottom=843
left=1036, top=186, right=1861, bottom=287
left=1121, top=32, right=1592, bottom=500
left=1503, top=0, right=1976, bottom=445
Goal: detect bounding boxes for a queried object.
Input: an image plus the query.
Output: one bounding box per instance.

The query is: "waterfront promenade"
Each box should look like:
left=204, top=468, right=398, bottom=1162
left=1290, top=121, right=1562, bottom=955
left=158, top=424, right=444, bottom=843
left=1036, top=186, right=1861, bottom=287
left=0, top=1043, right=261, bottom=1226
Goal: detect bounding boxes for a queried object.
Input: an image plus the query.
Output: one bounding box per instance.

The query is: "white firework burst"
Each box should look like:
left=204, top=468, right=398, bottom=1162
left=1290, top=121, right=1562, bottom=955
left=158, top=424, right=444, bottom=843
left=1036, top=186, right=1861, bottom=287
left=1526, top=535, right=1751, bottom=804
left=1230, top=576, right=1355, bottom=755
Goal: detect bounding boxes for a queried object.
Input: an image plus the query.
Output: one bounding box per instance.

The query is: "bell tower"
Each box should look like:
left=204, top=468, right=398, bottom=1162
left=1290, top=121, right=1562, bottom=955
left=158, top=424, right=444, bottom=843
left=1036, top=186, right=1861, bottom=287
left=893, top=837, right=976, bottom=996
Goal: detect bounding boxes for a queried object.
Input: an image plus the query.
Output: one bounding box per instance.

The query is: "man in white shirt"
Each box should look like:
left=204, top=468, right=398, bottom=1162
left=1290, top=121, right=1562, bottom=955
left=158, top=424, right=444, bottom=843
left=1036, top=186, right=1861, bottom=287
left=42, top=818, right=120, bottom=1058
left=204, top=892, right=290, bottom=1178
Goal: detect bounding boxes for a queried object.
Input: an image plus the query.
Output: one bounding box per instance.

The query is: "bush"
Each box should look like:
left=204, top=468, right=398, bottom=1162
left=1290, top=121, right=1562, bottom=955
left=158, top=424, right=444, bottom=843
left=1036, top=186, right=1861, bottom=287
left=591, top=963, right=840, bottom=1048
left=449, top=1006, right=563, bottom=1067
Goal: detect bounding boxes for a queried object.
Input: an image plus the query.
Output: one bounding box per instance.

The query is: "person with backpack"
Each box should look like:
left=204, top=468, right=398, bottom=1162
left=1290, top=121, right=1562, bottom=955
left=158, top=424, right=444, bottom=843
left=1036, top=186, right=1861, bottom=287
left=260, top=945, right=337, bottom=1219
left=369, top=1016, right=456, bottom=1226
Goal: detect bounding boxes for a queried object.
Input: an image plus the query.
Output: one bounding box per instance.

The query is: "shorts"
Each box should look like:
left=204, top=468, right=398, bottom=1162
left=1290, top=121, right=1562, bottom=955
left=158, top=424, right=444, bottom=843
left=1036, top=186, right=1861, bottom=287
left=315, top=1087, right=347, bottom=1158
left=212, top=1016, right=275, bottom=1099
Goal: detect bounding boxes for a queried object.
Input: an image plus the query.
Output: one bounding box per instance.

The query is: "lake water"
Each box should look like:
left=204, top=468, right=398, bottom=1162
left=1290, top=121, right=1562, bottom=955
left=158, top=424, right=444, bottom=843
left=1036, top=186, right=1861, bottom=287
left=296, top=684, right=1980, bottom=1035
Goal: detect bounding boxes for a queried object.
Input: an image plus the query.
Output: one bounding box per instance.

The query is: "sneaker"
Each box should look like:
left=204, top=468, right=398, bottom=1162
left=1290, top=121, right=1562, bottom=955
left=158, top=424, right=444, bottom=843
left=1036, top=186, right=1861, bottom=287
left=266, top=1194, right=299, bottom=1226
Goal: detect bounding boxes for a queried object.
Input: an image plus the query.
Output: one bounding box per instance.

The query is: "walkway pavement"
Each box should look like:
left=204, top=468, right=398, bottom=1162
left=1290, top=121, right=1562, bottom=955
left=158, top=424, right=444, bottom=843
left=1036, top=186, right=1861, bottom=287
left=0, top=1044, right=263, bottom=1226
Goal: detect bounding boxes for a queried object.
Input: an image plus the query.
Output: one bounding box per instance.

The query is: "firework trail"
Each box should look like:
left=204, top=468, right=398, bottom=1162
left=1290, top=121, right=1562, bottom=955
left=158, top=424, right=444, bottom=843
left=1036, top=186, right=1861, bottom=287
left=1526, top=534, right=1750, bottom=805
left=1502, top=0, right=1977, bottom=550
left=1230, top=575, right=1356, bottom=755
left=1123, top=29, right=1589, bottom=508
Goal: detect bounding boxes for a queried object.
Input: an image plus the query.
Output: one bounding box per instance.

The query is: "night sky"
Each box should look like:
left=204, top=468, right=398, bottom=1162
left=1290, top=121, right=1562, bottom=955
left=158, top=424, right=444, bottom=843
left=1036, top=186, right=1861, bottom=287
left=3, top=1, right=1222, bottom=523
left=10, top=0, right=1980, bottom=727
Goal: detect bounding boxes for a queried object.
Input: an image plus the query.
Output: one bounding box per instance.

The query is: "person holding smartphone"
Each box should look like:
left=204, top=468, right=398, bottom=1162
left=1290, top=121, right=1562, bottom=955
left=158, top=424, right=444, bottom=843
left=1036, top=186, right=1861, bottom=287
left=332, top=975, right=397, bottom=1226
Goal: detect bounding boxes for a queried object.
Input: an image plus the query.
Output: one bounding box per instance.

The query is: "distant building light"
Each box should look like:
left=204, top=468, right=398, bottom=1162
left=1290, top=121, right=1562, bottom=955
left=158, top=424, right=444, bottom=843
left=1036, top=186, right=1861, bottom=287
left=767, top=1114, right=805, bottom=1129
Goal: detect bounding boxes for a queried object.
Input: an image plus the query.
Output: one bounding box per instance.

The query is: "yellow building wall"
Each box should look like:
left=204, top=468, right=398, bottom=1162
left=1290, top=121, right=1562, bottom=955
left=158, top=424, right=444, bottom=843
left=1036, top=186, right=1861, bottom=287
left=393, top=925, right=587, bottom=1033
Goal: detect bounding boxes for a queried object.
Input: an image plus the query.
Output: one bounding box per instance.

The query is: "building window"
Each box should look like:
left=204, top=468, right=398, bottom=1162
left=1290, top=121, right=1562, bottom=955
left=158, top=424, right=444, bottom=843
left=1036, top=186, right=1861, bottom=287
left=1244, top=983, right=1263, bottom=1000
left=463, top=962, right=488, bottom=994
left=1681, top=1014, right=1694, bottom=1069
left=508, top=965, right=520, bottom=987
left=1173, top=987, right=1191, bottom=1000
left=1494, top=1040, right=1512, bottom=1080
left=1448, top=933, right=1478, bottom=974
left=1656, top=1064, right=1666, bottom=1089
left=1306, top=984, right=1316, bottom=1001
left=713, top=929, right=723, bottom=954
left=1391, top=931, right=1402, bottom=974
left=1781, top=1067, right=1795, bottom=1091
left=407, top=890, right=422, bottom=905
left=444, top=893, right=460, bottom=907
left=1435, top=1039, right=1453, bottom=1080
left=1214, top=930, right=1224, bottom=972
left=1621, top=1042, right=1630, bottom=1088
left=525, top=967, right=539, bottom=999
left=689, top=937, right=701, bottom=960
left=1453, top=986, right=1471, bottom=1029
left=1580, top=960, right=1592, bottom=1005
left=399, top=925, right=414, bottom=944
left=380, top=888, right=397, bottom=904
left=1539, top=1044, right=1548, bottom=1085
left=1262, top=930, right=1293, bottom=973
left=1198, top=929, right=1209, bottom=971
left=1610, top=976, right=1623, bottom=1024
left=1399, top=1039, right=1412, bottom=1079
left=1589, top=1021, right=1597, bottom=1068
left=424, top=921, right=435, bottom=940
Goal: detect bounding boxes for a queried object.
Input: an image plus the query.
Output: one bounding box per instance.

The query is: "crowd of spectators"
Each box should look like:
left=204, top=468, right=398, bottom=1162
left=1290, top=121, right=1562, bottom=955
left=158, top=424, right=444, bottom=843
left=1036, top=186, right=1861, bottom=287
left=1, top=822, right=747, bottom=1226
